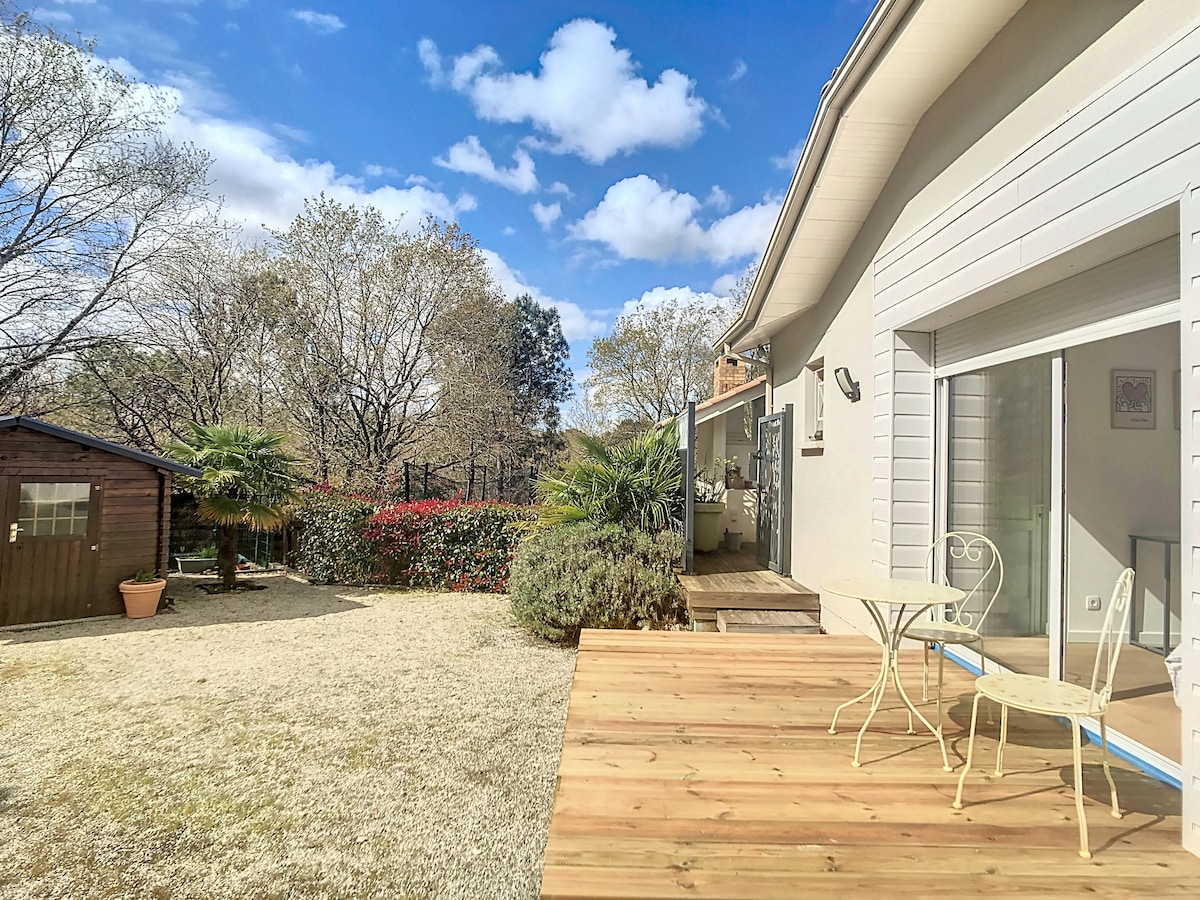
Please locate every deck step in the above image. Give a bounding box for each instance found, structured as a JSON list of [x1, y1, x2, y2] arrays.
[[716, 609, 821, 634]]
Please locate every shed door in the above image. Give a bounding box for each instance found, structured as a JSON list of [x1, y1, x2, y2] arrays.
[[0, 477, 101, 626]]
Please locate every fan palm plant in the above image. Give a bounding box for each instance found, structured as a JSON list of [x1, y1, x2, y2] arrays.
[[538, 423, 683, 532], [168, 424, 305, 590]]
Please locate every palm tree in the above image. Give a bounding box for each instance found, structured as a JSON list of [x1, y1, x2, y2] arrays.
[[538, 423, 683, 531], [168, 424, 305, 590]]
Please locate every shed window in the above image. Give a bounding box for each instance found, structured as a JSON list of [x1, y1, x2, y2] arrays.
[[18, 483, 91, 536]]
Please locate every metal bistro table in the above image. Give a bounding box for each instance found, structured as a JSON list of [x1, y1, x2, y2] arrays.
[[824, 577, 967, 772]]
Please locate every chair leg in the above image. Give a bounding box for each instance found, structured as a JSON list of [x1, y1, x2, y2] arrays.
[[936, 644, 946, 735], [1100, 717, 1122, 820], [981, 635, 994, 726], [952, 691, 983, 809], [993, 703, 1008, 777], [1070, 716, 1091, 859], [922, 641, 930, 702]]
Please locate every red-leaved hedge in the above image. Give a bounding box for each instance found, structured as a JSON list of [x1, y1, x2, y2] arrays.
[[362, 498, 535, 592]]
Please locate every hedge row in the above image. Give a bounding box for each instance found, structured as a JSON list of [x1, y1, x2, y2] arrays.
[[294, 486, 532, 592]]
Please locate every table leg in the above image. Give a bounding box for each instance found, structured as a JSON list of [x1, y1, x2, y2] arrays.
[[830, 600, 890, 735], [891, 635, 953, 772], [1163, 541, 1172, 654]]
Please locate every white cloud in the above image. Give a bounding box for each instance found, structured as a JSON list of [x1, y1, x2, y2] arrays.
[[547, 181, 572, 197], [364, 163, 399, 178], [31, 7, 75, 25], [771, 138, 804, 171], [502, 225, 517, 236], [433, 135, 538, 194], [619, 285, 726, 318], [289, 9, 345, 35], [143, 78, 473, 240], [570, 175, 780, 264], [531, 201, 561, 231], [420, 19, 707, 164], [705, 185, 731, 212], [728, 59, 748, 83], [711, 272, 740, 296], [480, 249, 604, 342]]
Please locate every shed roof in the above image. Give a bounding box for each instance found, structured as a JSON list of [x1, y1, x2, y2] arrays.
[[0, 416, 202, 477]]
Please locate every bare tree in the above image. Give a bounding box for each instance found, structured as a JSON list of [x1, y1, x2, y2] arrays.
[[0, 12, 211, 399], [587, 295, 729, 425], [68, 232, 276, 450], [270, 197, 499, 485]]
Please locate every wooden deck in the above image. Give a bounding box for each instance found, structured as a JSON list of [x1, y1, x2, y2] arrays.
[[678, 549, 818, 624], [541, 631, 1200, 898]]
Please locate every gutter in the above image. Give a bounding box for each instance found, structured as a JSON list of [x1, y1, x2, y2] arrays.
[[720, 0, 916, 351]]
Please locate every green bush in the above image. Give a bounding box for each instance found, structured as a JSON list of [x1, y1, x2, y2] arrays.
[[508, 523, 685, 644], [294, 485, 381, 584], [364, 499, 534, 592]]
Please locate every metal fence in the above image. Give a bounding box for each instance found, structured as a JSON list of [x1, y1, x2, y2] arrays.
[[395, 460, 539, 504]]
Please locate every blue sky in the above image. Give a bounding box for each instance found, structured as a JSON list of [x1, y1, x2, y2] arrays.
[[28, 0, 870, 368]]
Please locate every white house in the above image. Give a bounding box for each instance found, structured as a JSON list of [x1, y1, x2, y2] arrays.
[[721, 0, 1200, 856]]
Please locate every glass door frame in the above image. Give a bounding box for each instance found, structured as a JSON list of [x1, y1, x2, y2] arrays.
[[932, 352, 1067, 683]]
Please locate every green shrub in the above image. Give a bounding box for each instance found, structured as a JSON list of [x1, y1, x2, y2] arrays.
[[508, 523, 685, 644], [537, 423, 682, 531], [364, 499, 534, 592], [294, 485, 381, 584]]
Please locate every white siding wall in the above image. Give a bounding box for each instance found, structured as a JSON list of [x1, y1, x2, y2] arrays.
[[876, 23, 1200, 333], [1180, 184, 1200, 855]]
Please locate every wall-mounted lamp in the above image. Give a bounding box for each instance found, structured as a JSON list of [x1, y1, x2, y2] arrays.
[[834, 366, 860, 402]]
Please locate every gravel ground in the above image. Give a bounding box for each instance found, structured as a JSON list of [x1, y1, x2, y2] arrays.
[[0, 574, 577, 900]]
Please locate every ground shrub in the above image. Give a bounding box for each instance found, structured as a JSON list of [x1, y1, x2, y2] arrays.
[[294, 485, 381, 584], [364, 499, 534, 592], [508, 523, 685, 644]]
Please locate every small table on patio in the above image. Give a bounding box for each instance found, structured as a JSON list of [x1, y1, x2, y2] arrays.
[[823, 577, 966, 772]]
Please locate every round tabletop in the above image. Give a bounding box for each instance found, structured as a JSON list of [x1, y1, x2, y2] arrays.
[[823, 577, 965, 607]]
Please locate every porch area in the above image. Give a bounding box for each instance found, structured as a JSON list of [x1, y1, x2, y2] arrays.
[[677, 548, 819, 632], [540, 631, 1200, 898]]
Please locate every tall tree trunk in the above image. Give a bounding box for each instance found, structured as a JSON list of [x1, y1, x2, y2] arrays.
[[218, 522, 240, 590]]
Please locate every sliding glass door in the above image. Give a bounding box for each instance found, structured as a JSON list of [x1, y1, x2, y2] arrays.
[[944, 353, 1056, 676]]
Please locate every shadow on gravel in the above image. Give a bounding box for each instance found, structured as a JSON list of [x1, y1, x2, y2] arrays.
[[0, 574, 368, 645]]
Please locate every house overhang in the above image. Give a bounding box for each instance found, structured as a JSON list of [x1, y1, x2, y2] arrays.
[[721, 0, 1028, 353], [673, 377, 767, 430]]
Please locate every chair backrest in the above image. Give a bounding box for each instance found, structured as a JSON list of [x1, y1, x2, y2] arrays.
[[1087, 568, 1135, 716], [925, 532, 1004, 629]]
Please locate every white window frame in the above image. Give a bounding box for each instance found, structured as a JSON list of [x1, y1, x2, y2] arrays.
[[804, 360, 824, 444]]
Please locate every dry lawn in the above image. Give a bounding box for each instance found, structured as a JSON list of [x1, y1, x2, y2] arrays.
[[0, 574, 577, 900]]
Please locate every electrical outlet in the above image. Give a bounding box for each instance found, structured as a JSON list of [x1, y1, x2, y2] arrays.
[[1085, 595, 1102, 612]]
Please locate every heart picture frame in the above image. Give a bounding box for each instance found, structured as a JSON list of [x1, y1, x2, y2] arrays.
[[1112, 369, 1155, 430]]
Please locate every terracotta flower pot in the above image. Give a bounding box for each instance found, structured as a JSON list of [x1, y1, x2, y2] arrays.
[[119, 578, 166, 618]]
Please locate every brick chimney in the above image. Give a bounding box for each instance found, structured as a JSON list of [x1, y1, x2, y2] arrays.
[[713, 356, 746, 397]]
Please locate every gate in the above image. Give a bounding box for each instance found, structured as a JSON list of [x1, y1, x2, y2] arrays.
[[755, 405, 793, 576]]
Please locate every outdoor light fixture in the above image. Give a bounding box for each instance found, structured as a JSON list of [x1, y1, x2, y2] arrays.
[[834, 366, 860, 402]]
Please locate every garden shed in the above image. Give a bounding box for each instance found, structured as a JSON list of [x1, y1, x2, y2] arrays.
[[0, 416, 200, 626]]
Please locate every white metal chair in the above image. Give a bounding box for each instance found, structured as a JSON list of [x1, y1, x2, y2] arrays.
[[952, 568, 1134, 859], [902, 532, 1003, 733]]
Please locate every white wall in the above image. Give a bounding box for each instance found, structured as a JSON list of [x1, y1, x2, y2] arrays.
[[1065, 325, 1181, 644], [772, 266, 878, 637]]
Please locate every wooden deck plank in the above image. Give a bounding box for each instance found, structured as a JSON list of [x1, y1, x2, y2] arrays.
[[541, 631, 1200, 899]]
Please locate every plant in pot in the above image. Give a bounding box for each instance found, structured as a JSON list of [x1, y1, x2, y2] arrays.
[[720, 456, 742, 489], [119, 568, 167, 618], [176, 544, 218, 574], [692, 465, 727, 553]]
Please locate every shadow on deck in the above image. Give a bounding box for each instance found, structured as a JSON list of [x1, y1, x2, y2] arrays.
[[540, 631, 1200, 898]]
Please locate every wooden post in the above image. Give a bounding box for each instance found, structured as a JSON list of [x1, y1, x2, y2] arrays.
[[403, 462, 410, 502], [423, 463, 430, 499], [468, 462, 475, 500], [481, 466, 488, 501], [498, 461, 505, 501]]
